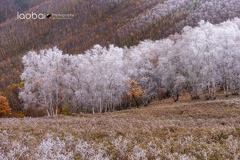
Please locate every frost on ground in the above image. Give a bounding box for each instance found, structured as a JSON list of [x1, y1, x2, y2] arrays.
[[0, 100, 240, 159]]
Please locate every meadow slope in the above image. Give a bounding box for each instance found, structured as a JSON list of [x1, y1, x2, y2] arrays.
[[0, 97, 240, 159]]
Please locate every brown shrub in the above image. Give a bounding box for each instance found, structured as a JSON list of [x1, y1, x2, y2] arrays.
[[24, 106, 46, 117], [11, 112, 25, 118]]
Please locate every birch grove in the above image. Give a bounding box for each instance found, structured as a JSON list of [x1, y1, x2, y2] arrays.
[[20, 18, 240, 115]]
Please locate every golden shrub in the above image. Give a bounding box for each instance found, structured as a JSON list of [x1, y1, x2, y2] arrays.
[[0, 96, 12, 117]]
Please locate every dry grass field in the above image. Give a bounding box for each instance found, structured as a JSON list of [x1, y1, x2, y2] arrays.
[[0, 97, 240, 159]]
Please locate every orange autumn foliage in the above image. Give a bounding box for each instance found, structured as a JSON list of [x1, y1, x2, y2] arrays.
[[127, 80, 145, 98], [0, 96, 12, 117], [127, 80, 145, 107]]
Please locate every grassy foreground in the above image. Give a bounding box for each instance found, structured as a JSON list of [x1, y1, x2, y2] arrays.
[[0, 98, 240, 159]]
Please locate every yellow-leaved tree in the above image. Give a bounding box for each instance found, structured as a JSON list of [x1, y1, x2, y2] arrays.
[[127, 80, 145, 108], [0, 96, 12, 117]]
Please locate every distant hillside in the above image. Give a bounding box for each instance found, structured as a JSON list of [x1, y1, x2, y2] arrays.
[[0, 0, 47, 23], [0, 0, 240, 89]]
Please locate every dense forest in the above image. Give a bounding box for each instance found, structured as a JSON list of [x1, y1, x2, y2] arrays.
[[0, 0, 240, 116]]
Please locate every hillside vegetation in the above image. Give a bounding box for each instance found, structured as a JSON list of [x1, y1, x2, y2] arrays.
[[0, 0, 240, 115]]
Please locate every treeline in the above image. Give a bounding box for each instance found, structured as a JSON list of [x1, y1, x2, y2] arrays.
[[20, 18, 240, 116]]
